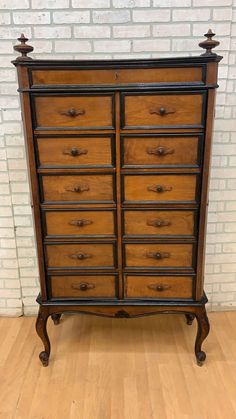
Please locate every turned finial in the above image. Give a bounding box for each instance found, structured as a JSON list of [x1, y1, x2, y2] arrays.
[[13, 33, 34, 61], [199, 29, 220, 56]]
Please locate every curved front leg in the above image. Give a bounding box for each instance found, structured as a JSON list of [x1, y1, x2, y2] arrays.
[[51, 313, 62, 325], [195, 306, 210, 366], [185, 313, 195, 325], [36, 306, 51, 367]]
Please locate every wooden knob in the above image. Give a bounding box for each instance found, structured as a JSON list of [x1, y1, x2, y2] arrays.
[[13, 34, 34, 61], [199, 29, 220, 56]]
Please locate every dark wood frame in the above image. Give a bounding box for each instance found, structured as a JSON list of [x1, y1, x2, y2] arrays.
[[13, 35, 222, 367]]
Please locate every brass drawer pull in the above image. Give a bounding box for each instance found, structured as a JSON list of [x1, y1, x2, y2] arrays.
[[146, 146, 174, 156], [63, 147, 88, 157], [71, 282, 95, 291], [146, 251, 170, 260], [149, 106, 176, 116], [60, 107, 85, 117], [70, 252, 92, 260], [65, 184, 89, 193], [147, 184, 172, 193], [69, 219, 93, 227], [147, 219, 171, 228], [147, 283, 171, 292]]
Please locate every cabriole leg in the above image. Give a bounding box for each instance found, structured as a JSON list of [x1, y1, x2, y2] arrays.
[[195, 306, 210, 366], [51, 313, 62, 325], [35, 305, 51, 367], [185, 313, 195, 325]]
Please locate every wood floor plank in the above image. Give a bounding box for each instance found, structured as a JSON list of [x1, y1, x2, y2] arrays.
[[0, 312, 236, 419]]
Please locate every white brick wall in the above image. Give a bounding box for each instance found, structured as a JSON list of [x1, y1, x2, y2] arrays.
[[0, 1, 235, 315]]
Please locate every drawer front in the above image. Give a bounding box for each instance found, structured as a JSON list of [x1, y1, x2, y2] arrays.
[[124, 210, 195, 237], [124, 243, 193, 269], [50, 274, 117, 298], [41, 174, 114, 203], [123, 174, 197, 204], [33, 95, 114, 129], [32, 67, 203, 86], [124, 275, 193, 299], [122, 93, 204, 129], [37, 136, 114, 168], [44, 210, 115, 238], [46, 243, 116, 269], [122, 135, 200, 168]]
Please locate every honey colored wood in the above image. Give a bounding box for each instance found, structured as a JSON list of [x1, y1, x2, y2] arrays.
[[32, 66, 203, 86], [123, 93, 203, 128], [125, 275, 193, 299], [34, 95, 114, 129], [46, 243, 115, 268], [45, 210, 115, 237], [42, 174, 114, 203], [125, 243, 193, 269], [123, 135, 199, 167], [124, 209, 194, 237], [37, 136, 113, 168], [124, 174, 197, 203], [51, 275, 117, 298], [1, 313, 236, 418]]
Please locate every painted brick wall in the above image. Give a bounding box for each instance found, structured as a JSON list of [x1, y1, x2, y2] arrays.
[[0, 0, 235, 315]]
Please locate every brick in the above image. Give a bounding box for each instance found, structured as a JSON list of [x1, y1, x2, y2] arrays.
[[133, 9, 170, 22], [173, 8, 210, 21], [0, 0, 28, 7], [113, 0, 150, 7], [213, 8, 232, 21], [0, 70, 16, 82], [34, 26, 71, 39], [55, 40, 91, 53], [153, 24, 190, 37], [0, 28, 32, 39], [93, 10, 130, 23], [94, 40, 131, 52], [32, 0, 69, 7], [133, 39, 170, 52], [73, 0, 110, 6], [193, 0, 231, 5], [3, 110, 21, 121], [193, 23, 231, 37], [172, 39, 199, 52], [154, 0, 190, 4], [74, 25, 110, 38], [0, 238, 16, 248], [0, 269, 19, 279], [13, 12, 50, 24], [53, 11, 90, 24], [113, 25, 150, 38], [0, 12, 10, 24]]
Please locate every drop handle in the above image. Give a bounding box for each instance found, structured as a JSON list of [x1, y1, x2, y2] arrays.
[[65, 184, 89, 193], [146, 146, 174, 156], [60, 107, 85, 117], [69, 219, 93, 227], [63, 147, 88, 157], [71, 282, 95, 291], [147, 283, 171, 292], [146, 251, 170, 260], [147, 219, 171, 228], [147, 184, 172, 193], [149, 106, 176, 116], [70, 252, 92, 260]]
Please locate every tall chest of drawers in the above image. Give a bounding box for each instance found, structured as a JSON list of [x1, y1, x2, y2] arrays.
[[13, 31, 222, 366]]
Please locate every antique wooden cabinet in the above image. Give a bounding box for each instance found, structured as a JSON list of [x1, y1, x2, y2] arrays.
[[13, 31, 222, 366]]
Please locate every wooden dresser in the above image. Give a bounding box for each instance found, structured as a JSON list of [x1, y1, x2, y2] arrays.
[[13, 30, 222, 366]]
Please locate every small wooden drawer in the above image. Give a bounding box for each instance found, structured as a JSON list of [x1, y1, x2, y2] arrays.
[[122, 134, 201, 168], [37, 136, 114, 168], [32, 66, 203, 86], [123, 174, 197, 204], [124, 274, 193, 299], [46, 243, 116, 269], [50, 274, 117, 299], [33, 94, 114, 130], [121, 92, 205, 129], [123, 210, 195, 238], [41, 174, 115, 204], [44, 210, 115, 238], [124, 243, 193, 269]]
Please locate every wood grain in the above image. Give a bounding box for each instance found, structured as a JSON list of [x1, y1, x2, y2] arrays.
[[51, 275, 117, 298]]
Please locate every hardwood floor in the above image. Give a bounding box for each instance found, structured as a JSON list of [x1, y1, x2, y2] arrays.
[[0, 311, 236, 419]]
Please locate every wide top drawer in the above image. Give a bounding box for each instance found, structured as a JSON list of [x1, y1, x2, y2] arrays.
[[31, 66, 204, 86]]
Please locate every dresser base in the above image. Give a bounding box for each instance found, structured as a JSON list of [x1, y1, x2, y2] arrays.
[[36, 294, 209, 367]]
